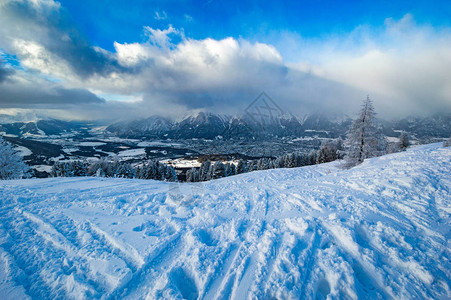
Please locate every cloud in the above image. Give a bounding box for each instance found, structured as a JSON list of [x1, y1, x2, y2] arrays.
[[0, 1, 449, 121], [97, 29, 363, 117], [154, 11, 167, 20], [0, 62, 14, 83], [0, 68, 105, 108], [0, 0, 124, 79], [143, 25, 181, 49], [278, 14, 451, 117]]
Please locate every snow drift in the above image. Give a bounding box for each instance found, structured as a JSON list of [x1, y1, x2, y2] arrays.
[[0, 143, 450, 299]]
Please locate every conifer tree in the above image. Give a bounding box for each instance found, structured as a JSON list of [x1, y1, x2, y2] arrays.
[[344, 96, 385, 167], [236, 159, 246, 174], [199, 160, 211, 181]]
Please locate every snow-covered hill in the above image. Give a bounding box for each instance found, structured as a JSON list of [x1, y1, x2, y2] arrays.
[[0, 143, 450, 299]]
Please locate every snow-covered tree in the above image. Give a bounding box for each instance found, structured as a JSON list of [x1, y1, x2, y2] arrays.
[[199, 160, 211, 181], [274, 156, 284, 168], [186, 167, 199, 182], [87, 157, 111, 176], [307, 151, 317, 165], [136, 162, 155, 179], [165, 166, 178, 182], [236, 159, 246, 174], [284, 153, 296, 168], [116, 163, 136, 178], [51, 161, 66, 177], [344, 96, 385, 167], [398, 132, 409, 151], [224, 163, 236, 177], [0, 136, 29, 180], [316, 141, 339, 164], [257, 158, 269, 170], [335, 138, 345, 159], [247, 160, 257, 171], [210, 161, 225, 179]]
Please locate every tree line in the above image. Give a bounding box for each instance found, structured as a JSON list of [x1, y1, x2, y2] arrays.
[[51, 158, 177, 181], [186, 140, 344, 182]]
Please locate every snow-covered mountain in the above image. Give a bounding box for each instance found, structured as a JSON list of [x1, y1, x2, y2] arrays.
[[1, 143, 449, 299], [105, 112, 341, 139], [172, 112, 230, 139], [105, 115, 174, 138], [105, 112, 451, 141], [0, 119, 89, 137], [2, 112, 449, 141]]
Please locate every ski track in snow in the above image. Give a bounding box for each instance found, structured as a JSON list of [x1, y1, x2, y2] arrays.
[[0, 143, 450, 299]]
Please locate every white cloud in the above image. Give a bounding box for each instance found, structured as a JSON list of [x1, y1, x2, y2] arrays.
[[144, 25, 180, 49], [279, 14, 451, 117], [154, 10, 167, 20], [114, 42, 152, 67], [11, 39, 73, 77]]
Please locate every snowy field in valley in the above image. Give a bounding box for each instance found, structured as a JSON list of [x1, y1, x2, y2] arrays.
[[0, 143, 450, 299]]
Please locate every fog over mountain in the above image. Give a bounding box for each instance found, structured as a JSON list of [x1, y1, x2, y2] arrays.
[[0, 0, 450, 121]]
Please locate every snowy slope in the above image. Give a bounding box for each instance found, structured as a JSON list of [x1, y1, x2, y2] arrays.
[[0, 143, 450, 299]]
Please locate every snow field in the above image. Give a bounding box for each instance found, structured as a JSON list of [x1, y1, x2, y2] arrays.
[[0, 143, 450, 299]]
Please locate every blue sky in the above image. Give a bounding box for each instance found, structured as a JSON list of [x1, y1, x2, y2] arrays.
[[60, 0, 450, 50], [0, 0, 450, 120]]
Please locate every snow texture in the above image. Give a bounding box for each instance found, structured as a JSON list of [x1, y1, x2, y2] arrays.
[[0, 143, 450, 299], [117, 148, 146, 157]]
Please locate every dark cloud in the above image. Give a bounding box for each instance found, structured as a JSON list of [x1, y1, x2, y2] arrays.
[[0, 63, 14, 83], [0, 80, 105, 108], [0, 0, 125, 78]]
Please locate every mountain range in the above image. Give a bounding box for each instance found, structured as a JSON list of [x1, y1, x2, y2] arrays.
[[105, 112, 351, 139], [105, 112, 451, 140], [0, 112, 450, 141]]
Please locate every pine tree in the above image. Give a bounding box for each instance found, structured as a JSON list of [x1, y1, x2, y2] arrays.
[[165, 166, 177, 182], [72, 161, 88, 176], [210, 161, 225, 179], [316, 141, 339, 164], [284, 153, 295, 168], [229, 163, 237, 176], [307, 150, 317, 165], [344, 96, 385, 167], [256, 158, 266, 170], [51, 161, 65, 177], [274, 156, 284, 168], [199, 160, 211, 181], [0, 136, 29, 180], [236, 159, 246, 174], [117, 163, 135, 178], [247, 160, 257, 172], [186, 167, 200, 182], [157, 162, 167, 180]]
